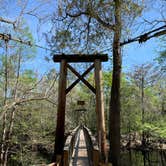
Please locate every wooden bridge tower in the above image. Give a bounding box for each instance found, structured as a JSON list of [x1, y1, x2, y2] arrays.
[[52, 54, 108, 162]]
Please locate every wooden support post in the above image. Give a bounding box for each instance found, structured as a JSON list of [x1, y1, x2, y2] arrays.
[[63, 150, 69, 166], [93, 149, 100, 166], [53, 60, 67, 161], [94, 59, 107, 162]]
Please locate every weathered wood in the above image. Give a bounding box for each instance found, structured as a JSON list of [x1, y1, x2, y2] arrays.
[[48, 155, 62, 166], [63, 150, 69, 166], [75, 109, 87, 112], [63, 126, 80, 166], [53, 60, 67, 161], [53, 54, 108, 62], [83, 126, 100, 166], [71, 129, 89, 166], [66, 64, 94, 94], [94, 59, 107, 162], [77, 100, 85, 105], [67, 64, 96, 94], [93, 149, 99, 166]]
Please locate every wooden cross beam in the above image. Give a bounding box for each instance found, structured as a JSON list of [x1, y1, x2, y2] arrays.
[[66, 64, 95, 94], [66, 64, 94, 94], [53, 54, 108, 63]]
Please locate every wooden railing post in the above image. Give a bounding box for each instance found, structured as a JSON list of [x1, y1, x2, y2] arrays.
[[53, 60, 67, 161], [94, 59, 107, 162]]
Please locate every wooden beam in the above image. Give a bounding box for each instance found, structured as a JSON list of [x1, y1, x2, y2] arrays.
[[66, 64, 94, 94], [53, 54, 108, 63], [67, 64, 96, 94], [53, 60, 67, 161], [94, 59, 107, 162]]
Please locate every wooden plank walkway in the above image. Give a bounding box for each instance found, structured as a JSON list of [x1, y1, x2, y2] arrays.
[[70, 129, 90, 166]]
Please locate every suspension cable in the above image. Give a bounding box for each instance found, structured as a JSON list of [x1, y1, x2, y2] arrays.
[[0, 33, 59, 53]]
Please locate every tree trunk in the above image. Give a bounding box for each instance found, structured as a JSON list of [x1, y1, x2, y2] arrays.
[[141, 76, 146, 146], [4, 108, 16, 166], [109, 0, 121, 166], [0, 41, 8, 166]]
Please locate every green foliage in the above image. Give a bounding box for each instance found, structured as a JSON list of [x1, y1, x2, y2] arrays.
[[120, 65, 165, 140], [49, 0, 145, 54], [143, 120, 166, 138], [121, 74, 142, 134], [55, 30, 72, 49], [20, 69, 37, 85], [156, 37, 166, 73], [8, 100, 56, 165]]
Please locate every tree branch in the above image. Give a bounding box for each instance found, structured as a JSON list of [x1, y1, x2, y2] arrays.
[[0, 17, 16, 29], [0, 96, 57, 121], [93, 13, 115, 30], [66, 11, 88, 18], [66, 10, 115, 30], [45, 74, 59, 97]]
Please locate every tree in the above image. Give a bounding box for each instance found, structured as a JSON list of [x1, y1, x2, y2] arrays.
[[0, 1, 59, 165], [0, 20, 58, 166], [156, 37, 166, 75], [129, 63, 160, 146]]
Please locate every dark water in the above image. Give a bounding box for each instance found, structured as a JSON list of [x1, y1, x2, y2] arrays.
[[120, 150, 166, 166]]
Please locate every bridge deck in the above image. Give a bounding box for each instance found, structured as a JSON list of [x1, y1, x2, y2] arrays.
[[70, 129, 89, 166]]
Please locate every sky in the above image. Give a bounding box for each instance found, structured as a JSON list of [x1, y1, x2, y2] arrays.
[[0, 0, 165, 75], [122, 38, 160, 71], [24, 0, 165, 75]]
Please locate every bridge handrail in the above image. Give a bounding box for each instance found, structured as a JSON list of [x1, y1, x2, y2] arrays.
[[83, 126, 99, 166], [63, 125, 80, 166]]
